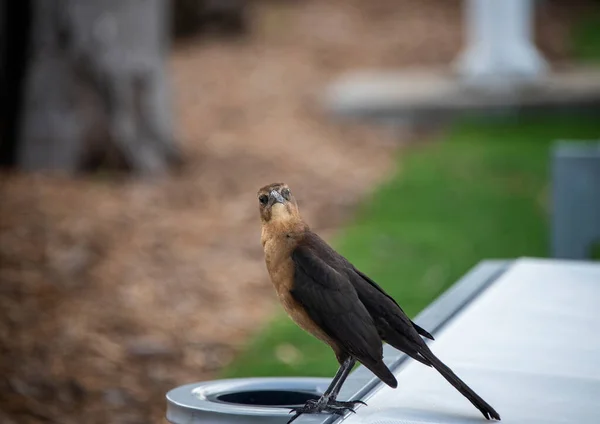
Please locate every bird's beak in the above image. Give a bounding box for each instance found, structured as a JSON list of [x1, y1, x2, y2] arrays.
[[268, 190, 286, 206]]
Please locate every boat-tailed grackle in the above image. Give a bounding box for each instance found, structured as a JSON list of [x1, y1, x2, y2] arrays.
[[257, 182, 501, 423]]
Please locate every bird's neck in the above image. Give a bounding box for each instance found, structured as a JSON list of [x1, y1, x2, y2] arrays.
[[261, 216, 308, 246], [261, 217, 308, 278]]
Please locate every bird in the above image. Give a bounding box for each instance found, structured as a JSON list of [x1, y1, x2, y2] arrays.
[[257, 182, 501, 424]]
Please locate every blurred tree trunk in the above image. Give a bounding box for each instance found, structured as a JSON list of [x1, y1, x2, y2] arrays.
[[11, 0, 181, 176]]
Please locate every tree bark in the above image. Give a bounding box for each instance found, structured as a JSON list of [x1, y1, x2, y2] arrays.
[[16, 0, 181, 176]]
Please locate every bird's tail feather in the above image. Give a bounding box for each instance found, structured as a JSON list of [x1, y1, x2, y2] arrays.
[[365, 361, 397, 389], [421, 348, 500, 421]]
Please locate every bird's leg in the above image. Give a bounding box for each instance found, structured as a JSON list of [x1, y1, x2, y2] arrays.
[[325, 358, 367, 409], [288, 358, 366, 424], [323, 357, 355, 398]]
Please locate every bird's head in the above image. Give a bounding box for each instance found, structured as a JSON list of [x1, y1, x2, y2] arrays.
[[257, 182, 300, 224]]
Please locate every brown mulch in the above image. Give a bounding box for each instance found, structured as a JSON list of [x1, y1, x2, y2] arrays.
[[0, 1, 593, 423]]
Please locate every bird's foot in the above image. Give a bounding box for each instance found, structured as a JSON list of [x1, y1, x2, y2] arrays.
[[327, 399, 367, 409], [287, 397, 367, 423]]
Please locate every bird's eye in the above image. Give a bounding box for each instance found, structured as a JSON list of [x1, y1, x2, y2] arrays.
[[281, 188, 291, 200], [259, 194, 268, 205]]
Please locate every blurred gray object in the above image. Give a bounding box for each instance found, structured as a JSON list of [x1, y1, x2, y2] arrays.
[[324, 69, 600, 125], [16, 0, 181, 175], [455, 0, 548, 87], [551, 141, 600, 259], [166, 258, 600, 423], [166, 377, 331, 424]]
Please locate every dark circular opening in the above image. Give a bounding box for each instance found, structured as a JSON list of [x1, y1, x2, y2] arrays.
[[215, 390, 320, 407]]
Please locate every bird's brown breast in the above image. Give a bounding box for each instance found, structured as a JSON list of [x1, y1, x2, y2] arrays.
[[262, 233, 336, 348]]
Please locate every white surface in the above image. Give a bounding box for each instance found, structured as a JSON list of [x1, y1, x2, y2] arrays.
[[341, 258, 600, 424]]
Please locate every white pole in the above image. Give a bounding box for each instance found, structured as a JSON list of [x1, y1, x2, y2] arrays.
[[455, 0, 548, 88]]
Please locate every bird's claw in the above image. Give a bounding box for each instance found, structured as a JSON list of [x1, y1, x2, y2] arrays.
[[286, 398, 366, 423], [332, 399, 367, 407]]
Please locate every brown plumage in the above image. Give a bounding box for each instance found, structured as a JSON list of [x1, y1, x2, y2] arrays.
[[257, 183, 501, 423]]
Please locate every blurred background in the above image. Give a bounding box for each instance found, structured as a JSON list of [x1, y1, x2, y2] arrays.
[[1, 0, 599, 423]]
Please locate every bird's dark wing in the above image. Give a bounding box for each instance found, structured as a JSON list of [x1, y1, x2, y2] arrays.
[[292, 236, 499, 420], [290, 243, 382, 364], [352, 267, 434, 340]]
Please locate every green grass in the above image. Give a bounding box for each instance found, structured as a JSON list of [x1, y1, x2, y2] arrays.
[[223, 114, 600, 379], [572, 10, 600, 62]]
